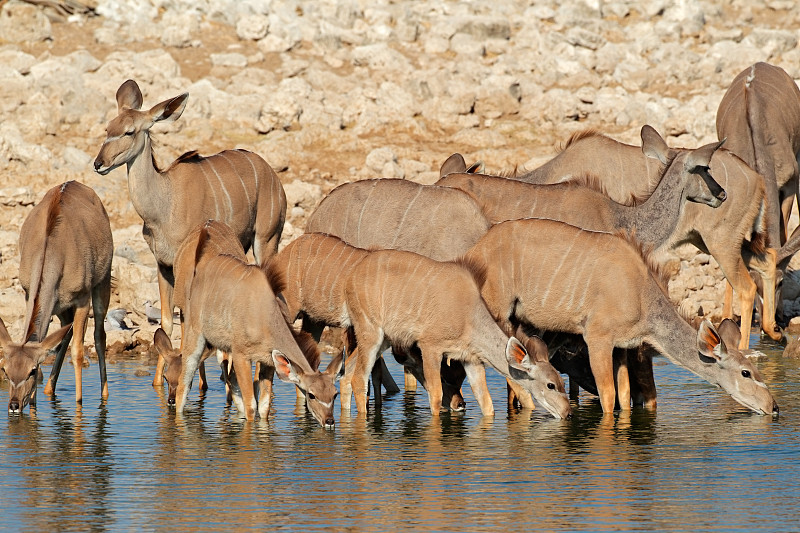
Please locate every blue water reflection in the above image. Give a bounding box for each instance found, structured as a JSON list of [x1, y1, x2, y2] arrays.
[[1, 332, 799, 531]]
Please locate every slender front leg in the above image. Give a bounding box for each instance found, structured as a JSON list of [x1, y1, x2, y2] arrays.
[[257, 363, 275, 419], [93, 277, 111, 399], [232, 354, 256, 421], [352, 332, 383, 414], [418, 344, 443, 417], [69, 304, 91, 404], [340, 352, 356, 411], [175, 331, 204, 414], [44, 311, 75, 396], [153, 264, 174, 386], [614, 348, 631, 411], [629, 346, 657, 409], [371, 358, 383, 408], [587, 337, 616, 413], [404, 368, 417, 391], [463, 361, 494, 416], [722, 281, 734, 319], [745, 247, 781, 342]]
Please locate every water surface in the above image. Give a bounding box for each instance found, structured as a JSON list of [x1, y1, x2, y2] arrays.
[[1, 332, 799, 531]]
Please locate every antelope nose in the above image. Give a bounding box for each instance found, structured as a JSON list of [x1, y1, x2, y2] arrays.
[[167, 396, 176, 407], [324, 417, 335, 427], [8, 399, 20, 413], [566, 412, 573, 420], [717, 190, 727, 202], [93, 158, 103, 171], [772, 401, 779, 415]]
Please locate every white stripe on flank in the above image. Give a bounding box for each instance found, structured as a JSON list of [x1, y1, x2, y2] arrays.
[[221, 152, 253, 214], [208, 157, 234, 219]]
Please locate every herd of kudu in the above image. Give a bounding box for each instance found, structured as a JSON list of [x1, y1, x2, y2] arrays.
[[3, 61, 799, 427]]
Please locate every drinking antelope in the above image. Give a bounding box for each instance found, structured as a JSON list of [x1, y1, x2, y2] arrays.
[[342, 247, 571, 419], [2, 181, 113, 410], [465, 218, 778, 415], [508, 125, 780, 349], [174, 224, 343, 427], [93, 79, 287, 386], [268, 232, 468, 411]]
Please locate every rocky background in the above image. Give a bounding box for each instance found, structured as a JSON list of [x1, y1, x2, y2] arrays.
[[1, 0, 799, 361]]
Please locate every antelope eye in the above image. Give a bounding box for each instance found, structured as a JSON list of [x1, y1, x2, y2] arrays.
[[741, 369, 751, 379], [29, 368, 37, 377], [547, 383, 556, 390], [124, 129, 135, 136], [308, 392, 316, 400]]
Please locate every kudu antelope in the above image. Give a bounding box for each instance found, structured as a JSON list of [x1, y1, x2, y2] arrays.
[[510, 126, 780, 349], [4, 181, 113, 409], [93, 79, 286, 386], [465, 218, 778, 415], [305, 178, 492, 403], [268, 232, 468, 411], [342, 247, 571, 419], [717, 62, 800, 251], [174, 225, 343, 427]]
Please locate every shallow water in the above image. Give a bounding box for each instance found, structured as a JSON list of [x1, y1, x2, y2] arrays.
[[1, 332, 799, 532]]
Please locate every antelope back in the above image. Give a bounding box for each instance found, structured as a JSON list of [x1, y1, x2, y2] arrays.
[[466, 218, 661, 335], [268, 233, 369, 325], [345, 249, 486, 347], [172, 220, 246, 310], [306, 179, 491, 261], [18, 181, 112, 342]]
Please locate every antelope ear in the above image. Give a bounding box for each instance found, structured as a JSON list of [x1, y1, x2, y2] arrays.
[[641, 125, 669, 164], [116, 79, 143, 111], [153, 328, 174, 356], [524, 335, 550, 363], [272, 350, 302, 384], [684, 139, 725, 173], [506, 337, 533, 372], [697, 320, 727, 362], [440, 153, 467, 177], [36, 324, 72, 364], [466, 160, 484, 174], [149, 93, 188, 123], [325, 350, 345, 381], [716, 318, 741, 352], [0, 316, 13, 348]]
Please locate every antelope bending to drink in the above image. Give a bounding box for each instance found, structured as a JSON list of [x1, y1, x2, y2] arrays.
[[465, 218, 778, 415], [93, 79, 287, 386], [269, 233, 468, 411], [340, 245, 571, 419], [0, 181, 113, 412], [173, 224, 343, 427], [502, 126, 780, 349]]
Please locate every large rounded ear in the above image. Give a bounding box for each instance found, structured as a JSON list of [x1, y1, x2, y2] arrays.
[[0, 316, 13, 349], [697, 319, 727, 362], [506, 336, 533, 372], [117, 79, 143, 111], [716, 318, 741, 353], [153, 328, 174, 355], [440, 153, 467, 177], [324, 350, 345, 381], [272, 350, 302, 384], [524, 335, 550, 363], [149, 93, 189, 123], [35, 324, 72, 365], [641, 125, 669, 164]]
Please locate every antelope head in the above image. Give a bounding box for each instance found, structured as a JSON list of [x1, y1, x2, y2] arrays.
[[697, 319, 778, 415], [273, 350, 344, 429], [153, 328, 183, 406], [0, 317, 71, 414], [94, 79, 189, 175], [506, 336, 572, 419], [641, 125, 727, 208]]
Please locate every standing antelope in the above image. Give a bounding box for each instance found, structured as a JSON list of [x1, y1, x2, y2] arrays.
[[4, 181, 113, 409], [717, 62, 800, 250], [342, 247, 571, 419], [174, 225, 343, 427], [268, 232, 468, 411], [93, 79, 286, 386], [509, 126, 780, 349], [465, 218, 778, 416]]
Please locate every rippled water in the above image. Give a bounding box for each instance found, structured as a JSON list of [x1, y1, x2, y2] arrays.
[[1, 332, 799, 531]]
